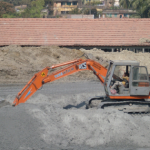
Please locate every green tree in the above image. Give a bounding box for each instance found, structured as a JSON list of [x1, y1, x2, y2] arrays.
[[2, 0, 22, 6], [82, 8, 90, 14], [69, 8, 81, 14], [0, 1, 15, 17], [131, 0, 150, 18], [85, 0, 103, 6], [119, 0, 131, 9], [45, 0, 54, 15], [21, 0, 45, 17], [44, 0, 53, 5], [21, 0, 32, 6]]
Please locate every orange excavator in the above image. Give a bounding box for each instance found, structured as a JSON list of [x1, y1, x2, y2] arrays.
[[13, 57, 150, 113]]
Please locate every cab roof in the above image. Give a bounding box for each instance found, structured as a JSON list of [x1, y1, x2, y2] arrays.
[[110, 60, 139, 66]]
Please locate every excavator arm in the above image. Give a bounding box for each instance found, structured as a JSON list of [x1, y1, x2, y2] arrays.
[[13, 58, 107, 106]]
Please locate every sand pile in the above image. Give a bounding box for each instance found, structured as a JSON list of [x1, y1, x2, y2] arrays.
[[1, 44, 150, 149], [1, 45, 150, 84], [80, 48, 150, 72], [1, 91, 150, 149], [0, 45, 87, 83]]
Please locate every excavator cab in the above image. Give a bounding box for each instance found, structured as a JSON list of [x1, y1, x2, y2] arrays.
[[104, 60, 150, 98]]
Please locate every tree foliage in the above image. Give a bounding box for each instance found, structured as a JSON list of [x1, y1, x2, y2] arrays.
[[21, 0, 44, 17], [119, 0, 131, 9], [69, 8, 81, 14], [85, 1, 103, 6], [81, 8, 101, 18], [45, 0, 53, 15], [131, 0, 150, 18], [1, 0, 45, 18], [2, 0, 23, 6], [0, 1, 15, 17], [119, 0, 150, 18]]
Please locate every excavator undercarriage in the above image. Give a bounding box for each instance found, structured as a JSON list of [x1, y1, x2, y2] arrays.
[[86, 96, 150, 113]]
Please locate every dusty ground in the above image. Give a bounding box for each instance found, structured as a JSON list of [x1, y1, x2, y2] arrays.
[[1, 82, 150, 150], [1, 46, 150, 149]]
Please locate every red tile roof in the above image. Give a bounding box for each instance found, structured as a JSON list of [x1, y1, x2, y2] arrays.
[[0, 18, 150, 47]]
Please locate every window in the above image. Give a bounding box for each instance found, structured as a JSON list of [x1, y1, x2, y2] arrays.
[[132, 66, 149, 87], [106, 13, 112, 18], [145, 49, 150, 53], [61, 11, 66, 14], [61, 2, 66, 5], [124, 14, 128, 17], [132, 67, 148, 81], [67, 2, 71, 5], [114, 14, 117, 17], [73, 1, 77, 5]]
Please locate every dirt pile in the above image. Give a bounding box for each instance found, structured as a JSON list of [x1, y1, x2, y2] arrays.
[[80, 48, 150, 72], [1, 91, 150, 149], [1, 45, 150, 84], [0, 45, 88, 83], [1, 44, 150, 149]]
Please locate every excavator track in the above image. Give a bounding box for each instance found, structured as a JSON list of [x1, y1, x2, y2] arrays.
[[86, 96, 150, 114]]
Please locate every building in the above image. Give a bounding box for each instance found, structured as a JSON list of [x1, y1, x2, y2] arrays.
[[15, 5, 27, 13], [0, 18, 150, 53], [102, 9, 136, 18], [53, 0, 79, 15], [53, 0, 107, 16]]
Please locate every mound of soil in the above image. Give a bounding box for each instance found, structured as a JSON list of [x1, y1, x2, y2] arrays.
[[1, 45, 150, 84], [0, 45, 87, 83]]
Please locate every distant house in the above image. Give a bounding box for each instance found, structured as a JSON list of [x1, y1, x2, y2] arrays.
[[53, 0, 78, 15], [15, 5, 27, 13], [102, 9, 136, 18]]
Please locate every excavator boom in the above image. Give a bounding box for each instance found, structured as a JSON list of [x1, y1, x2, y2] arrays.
[[13, 59, 107, 106]]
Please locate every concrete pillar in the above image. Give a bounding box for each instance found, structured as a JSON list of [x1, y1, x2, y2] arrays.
[[120, 48, 122, 52], [112, 48, 114, 52], [142, 48, 145, 53], [133, 49, 135, 53]]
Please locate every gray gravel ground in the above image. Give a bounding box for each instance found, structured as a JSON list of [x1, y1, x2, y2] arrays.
[[0, 81, 150, 150]]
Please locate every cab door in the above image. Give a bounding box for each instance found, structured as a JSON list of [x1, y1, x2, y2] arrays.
[[130, 66, 149, 96]]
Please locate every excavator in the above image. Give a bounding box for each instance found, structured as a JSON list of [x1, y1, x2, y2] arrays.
[[13, 56, 150, 113]]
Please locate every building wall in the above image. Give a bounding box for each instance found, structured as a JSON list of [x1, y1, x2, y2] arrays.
[[102, 10, 134, 18], [104, 13, 130, 18], [53, 1, 78, 15]]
